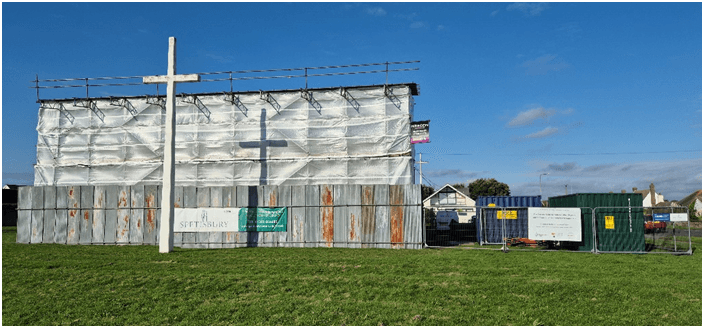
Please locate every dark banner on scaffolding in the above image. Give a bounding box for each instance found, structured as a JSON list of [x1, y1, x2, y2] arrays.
[[411, 120, 430, 144]]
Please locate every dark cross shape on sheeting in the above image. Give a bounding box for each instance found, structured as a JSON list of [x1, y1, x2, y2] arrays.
[[239, 108, 287, 185]]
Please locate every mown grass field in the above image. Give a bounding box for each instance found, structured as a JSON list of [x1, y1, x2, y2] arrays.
[[2, 227, 701, 326]]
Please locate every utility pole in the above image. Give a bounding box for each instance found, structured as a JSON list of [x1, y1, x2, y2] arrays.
[[418, 152, 428, 185]]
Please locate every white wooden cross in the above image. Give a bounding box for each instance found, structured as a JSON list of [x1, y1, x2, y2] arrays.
[[143, 37, 200, 253]]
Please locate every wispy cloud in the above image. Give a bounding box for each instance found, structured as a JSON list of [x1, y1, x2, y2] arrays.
[[506, 3, 549, 16], [426, 169, 480, 179], [490, 10, 500, 17], [366, 6, 386, 16], [512, 158, 702, 201], [507, 107, 555, 127], [525, 127, 559, 139], [521, 54, 570, 75]]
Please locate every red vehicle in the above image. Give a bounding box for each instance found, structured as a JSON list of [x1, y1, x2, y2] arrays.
[[644, 215, 667, 233]]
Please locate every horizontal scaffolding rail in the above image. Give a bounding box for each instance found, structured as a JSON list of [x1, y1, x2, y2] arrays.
[[31, 60, 420, 102]]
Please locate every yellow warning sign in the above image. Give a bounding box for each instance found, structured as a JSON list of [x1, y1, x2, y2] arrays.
[[497, 210, 517, 219], [488, 203, 496, 207], [605, 216, 615, 229]]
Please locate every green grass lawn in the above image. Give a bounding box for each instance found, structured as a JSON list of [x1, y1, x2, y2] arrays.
[[2, 227, 701, 326]]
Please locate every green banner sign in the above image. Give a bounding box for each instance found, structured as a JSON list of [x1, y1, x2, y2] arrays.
[[238, 207, 287, 232]]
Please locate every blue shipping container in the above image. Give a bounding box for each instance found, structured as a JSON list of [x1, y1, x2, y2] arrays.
[[475, 196, 542, 244]]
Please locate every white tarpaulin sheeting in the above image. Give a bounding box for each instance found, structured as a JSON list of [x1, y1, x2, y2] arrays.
[[34, 84, 416, 186]]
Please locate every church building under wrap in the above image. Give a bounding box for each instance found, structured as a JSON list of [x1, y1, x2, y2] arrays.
[[33, 83, 419, 186]]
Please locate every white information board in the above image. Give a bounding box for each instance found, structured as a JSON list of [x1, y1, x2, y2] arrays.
[[670, 213, 688, 222], [528, 208, 582, 241], [174, 208, 241, 232]]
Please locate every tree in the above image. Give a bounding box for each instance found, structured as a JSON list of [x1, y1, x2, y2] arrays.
[[421, 184, 435, 201], [451, 183, 466, 190], [467, 178, 510, 198]]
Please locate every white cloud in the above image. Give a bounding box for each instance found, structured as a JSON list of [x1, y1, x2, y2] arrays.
[[491, 10, 500, 17], [508, 107, 555, 127], [525, 127, 559, 139], [521, 54, 570, 75], [512, 158, 702, 201], [506, 3, 548, 16], [366, 6, 386, 16], [436, 25, 445, 31]]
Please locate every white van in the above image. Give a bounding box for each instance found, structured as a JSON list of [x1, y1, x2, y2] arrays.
[[436, 211, 460, 231]]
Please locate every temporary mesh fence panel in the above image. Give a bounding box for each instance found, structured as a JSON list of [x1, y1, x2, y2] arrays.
[[594, 206, 691, 254], [479, 207, 531, 244], [475, 196, 542, 245], [34, 85, 415, 186]]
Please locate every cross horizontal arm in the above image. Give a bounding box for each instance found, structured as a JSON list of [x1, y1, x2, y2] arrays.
[[143, 74, 200, 84]]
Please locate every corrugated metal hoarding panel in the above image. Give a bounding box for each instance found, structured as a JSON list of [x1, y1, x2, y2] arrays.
[[43, 186, 56, 243], [115, 186, 130, 244], [66, 186, 80, 245], [130, 185, 144, 244], [13, 184, 422, 249], [103, 186, 118, 244], [16, 187, 31, 244], [54, 186, 68, 244], [93, 186, 106, 244], [31, 187, 44, 244], [143, 185, 159, 245]]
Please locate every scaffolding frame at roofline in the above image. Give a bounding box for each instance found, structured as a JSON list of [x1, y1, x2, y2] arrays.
[[31, 60, 420, 102]]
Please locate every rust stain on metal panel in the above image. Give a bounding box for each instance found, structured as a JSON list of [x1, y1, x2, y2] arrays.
[[390, 206, 404, 247], [68, 228, 75, 240], [226, 232, 233, 242], [120, 215, 129, 237], [146, 209, 155, 233], [322, 186, 334, 247], [174, 196, 181, 208], [322, 208, 333, 247], [146, 194, 155, 208], [69, 187, 74, 198], [350, 214, 357, 241], [69, 209, 77, 218], [269, 192, 277, 207], [119, 191, 128, 208], [84, 211, 90, 222], [97, 194, 103, 208]]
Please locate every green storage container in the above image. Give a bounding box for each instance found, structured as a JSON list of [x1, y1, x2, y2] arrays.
[[548, 193, 645, 252]]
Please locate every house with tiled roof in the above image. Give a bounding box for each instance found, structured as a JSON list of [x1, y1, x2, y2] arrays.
[[632, 183, 664, 208], [423, 184, 475, 223], [679, 189, 702, 217]]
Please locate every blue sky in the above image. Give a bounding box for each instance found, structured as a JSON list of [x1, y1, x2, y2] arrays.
[[2, 2, 702, 201]]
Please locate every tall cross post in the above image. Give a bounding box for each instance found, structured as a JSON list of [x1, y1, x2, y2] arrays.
[[143, 37, 200, 253]]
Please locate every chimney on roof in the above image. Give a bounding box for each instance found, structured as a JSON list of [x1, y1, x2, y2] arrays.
[[632, 187, 638, 192], [650, 183, 656, 207]]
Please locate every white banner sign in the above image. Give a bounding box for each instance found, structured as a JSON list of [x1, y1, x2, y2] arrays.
[[174, 208, 241, 232], [670, 213, 688, 222], [528, 207, 582, 241]]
